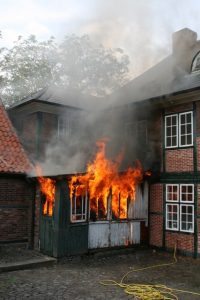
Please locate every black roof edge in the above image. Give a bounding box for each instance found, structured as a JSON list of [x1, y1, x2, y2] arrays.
[[8, 98, 84, 111], [122, 84, 200, 108]]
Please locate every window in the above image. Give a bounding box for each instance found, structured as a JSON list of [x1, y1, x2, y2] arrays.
[[166, 184, 194, 233], [165, 111, 193, 148], [71, 187, 87, 222], [165, 115, 178, 148], [191, 52, 200, 73], [57, 116, 70, 138]]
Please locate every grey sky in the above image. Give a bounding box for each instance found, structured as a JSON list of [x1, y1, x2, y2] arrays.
[[0, 0, 200, 77]]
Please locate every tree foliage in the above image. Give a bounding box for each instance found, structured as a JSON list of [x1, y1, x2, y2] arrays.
[[0, 33, 130, 106]]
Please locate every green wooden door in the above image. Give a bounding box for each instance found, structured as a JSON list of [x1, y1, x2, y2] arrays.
[[39, 214, 54, 256]]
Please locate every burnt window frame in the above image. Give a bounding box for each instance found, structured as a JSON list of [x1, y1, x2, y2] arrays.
[[70, 187, 87, 223]]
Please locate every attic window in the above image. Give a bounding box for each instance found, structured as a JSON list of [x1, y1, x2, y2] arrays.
[[191, 52, 200, 73]]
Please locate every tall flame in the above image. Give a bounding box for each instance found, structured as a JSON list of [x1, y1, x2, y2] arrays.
[[36, 166, 56, 216], [69, 139, 143, 220]]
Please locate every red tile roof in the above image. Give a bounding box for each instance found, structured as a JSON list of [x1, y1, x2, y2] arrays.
[[0, 100, 31, 174]]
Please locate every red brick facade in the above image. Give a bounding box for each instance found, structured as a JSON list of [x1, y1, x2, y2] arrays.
[[165, 232, 194, 253], [0, 177, 33, 244], [165, 149, 194, 172], [149, 214, 163, 247], [149, 184, 163, 247], [149, 102, 199, 257]]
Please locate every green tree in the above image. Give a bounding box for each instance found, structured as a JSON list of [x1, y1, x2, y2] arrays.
[[0, 34, 60, 106], [58, 35, 130, 96], [0, 33, 130, 106]]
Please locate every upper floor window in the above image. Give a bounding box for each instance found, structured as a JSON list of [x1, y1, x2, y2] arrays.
[[57, 116, 70, 138], [165, 111, 193, 148], [191, 52, 200, 73]]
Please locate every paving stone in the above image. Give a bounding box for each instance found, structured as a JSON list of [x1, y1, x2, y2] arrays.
[[0, 249, 200, 299]]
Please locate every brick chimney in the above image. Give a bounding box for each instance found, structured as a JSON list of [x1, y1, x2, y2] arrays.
[[172, 28, 198, 74]]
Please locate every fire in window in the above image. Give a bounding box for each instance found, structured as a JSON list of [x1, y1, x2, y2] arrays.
[[70, 184, 87, 222], [38, 176, 56, 217]]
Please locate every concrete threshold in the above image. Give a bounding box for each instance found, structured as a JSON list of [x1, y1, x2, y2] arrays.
[[0, 256, 57, 273]]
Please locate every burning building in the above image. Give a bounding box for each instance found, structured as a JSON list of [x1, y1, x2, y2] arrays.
[[4, 27, 200, 258]]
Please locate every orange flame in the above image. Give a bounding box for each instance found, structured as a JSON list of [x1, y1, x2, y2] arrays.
[[36, 166, 56, 216], [69, 139, 143, 220]]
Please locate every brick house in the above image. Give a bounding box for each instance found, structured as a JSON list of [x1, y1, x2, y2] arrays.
[[0, 100, 33, 247], [107, 28, 200, 258], [6, 27, 200, 258]]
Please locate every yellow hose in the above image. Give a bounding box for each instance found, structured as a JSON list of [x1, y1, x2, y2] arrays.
[[100, 246, 200, 300]]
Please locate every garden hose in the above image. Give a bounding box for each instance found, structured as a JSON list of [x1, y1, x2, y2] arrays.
[[100, 246, 200, 300]]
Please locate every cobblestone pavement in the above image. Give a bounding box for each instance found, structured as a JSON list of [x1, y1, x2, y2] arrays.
[[0, 249, 200, 300]]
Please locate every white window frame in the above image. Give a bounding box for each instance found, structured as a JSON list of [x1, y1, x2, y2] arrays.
[[165, 111, 193, 149], [180, 204, 194, 233], [180, 184, 194, 203], [166, 184, 179, 202], [166, 204, 179, 231], [71, 189, 87, 223], [165, 114, 178, 149], [165, 184, 194, 233], [179, 111, 193, 147]]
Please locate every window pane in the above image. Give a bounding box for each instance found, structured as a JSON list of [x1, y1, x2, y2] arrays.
[[180, 185, 194, 202], [172, 137, 177, 146], [180, 205, 194, 232], [180, 114, 185, 123], [167, 127, 171, 136], [187, 124, 192, 133], [167, 137, 171, 146], [181, 222, 186, 230], [186, 113, 191, 123], [182, 206, 186, 213], [172, 126, 176, 135], [165, 115, 177, 148], [166, 204, 178, 230], [171, 116, 177, 126], [166, 185, 178, 202], [181, 135, 186, 145], [181, 125, 186, 134], [187, 135, 192, 145], [179, 112, 193, 146]]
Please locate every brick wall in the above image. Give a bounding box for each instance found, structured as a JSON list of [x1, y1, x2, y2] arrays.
[[0, 177, 33, 245], [165, 102, 193, 114], [165, 232, 194, 253], [198, 219, 200, 255], [196, 137, 200, 171], [165, 149, 194, 172], [149, 184, 163, 247], [149, 214, 163, 247]]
